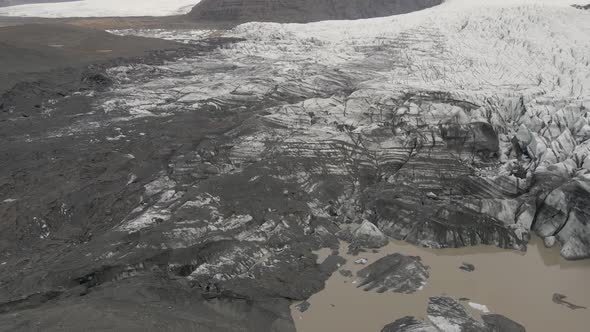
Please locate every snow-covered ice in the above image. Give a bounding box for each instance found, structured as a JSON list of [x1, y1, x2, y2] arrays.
[[0, 0, 202, 18], [229, 0, 590, 99]]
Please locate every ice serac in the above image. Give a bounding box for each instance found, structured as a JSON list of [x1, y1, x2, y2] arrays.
[[337, 219, 389, 250], [382, 297, 526, 331], [533, 174, 590, 259], [189, 0, 443, 23], [356, 253, 429, 293], [353, 219, 389, 247]]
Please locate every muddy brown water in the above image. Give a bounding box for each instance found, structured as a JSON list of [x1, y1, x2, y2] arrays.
[[292, 237, 590, 332]]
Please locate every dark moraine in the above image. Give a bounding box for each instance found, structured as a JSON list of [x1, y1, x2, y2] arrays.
[[188, 0, 443, 23], [0, 0, 75, 7], [0, 24, 183, 94]]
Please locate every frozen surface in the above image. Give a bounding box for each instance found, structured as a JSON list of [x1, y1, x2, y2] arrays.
[[229, 0, 590, 99], [0, 0, 202, 17]]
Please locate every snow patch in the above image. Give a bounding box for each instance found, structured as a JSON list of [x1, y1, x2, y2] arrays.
[[0, 0, 202, 18]]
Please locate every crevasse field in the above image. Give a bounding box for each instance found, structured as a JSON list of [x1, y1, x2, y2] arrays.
[[104, 0, 589, 258]]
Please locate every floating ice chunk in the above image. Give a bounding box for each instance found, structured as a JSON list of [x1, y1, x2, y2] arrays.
[[354, 258, 368, 265], [468, 302, 491, 313]]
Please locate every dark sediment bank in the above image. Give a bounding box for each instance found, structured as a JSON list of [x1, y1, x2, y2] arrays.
[[188, 0, 443, 23], [0, 0, 74, 7], [0, 23, 203, 94]]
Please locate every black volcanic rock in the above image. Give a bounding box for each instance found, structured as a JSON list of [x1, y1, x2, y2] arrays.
[[482, 314, 527, 332], [188, 0, 443, 23], [0, 0, 74, 7], [460, 262, 476, 272], [572, 4, 590, 10], [552, 293, 587, 310], [295, 300, 311, 312], [0, 0, 76, 7], [356, 253, 429, 293]]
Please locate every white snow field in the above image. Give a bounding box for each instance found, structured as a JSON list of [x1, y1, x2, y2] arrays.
[[230, 0, 590, 99], [0, 0, 201, 17]]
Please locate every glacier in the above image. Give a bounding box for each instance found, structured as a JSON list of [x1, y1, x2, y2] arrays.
[[1, 1, 590, 330], [101, 0, 590, 259]]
